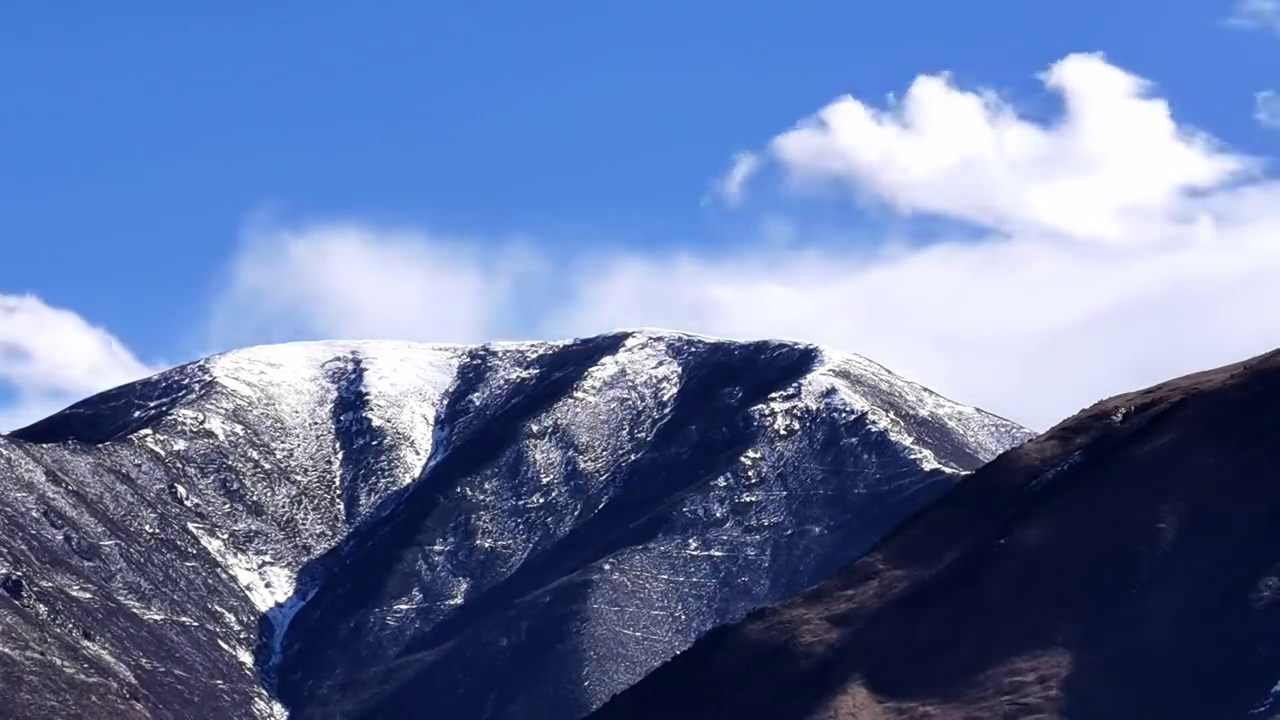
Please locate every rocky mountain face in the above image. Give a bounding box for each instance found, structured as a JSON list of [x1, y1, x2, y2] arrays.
[[590, 348, 1280, 720], [0, 330, 1030, 720]]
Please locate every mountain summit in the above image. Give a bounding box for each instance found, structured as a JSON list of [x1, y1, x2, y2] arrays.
[[0, 330, 1029, 719]]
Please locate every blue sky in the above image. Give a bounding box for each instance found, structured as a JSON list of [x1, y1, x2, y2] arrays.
[[3, 0, 1280, 431]]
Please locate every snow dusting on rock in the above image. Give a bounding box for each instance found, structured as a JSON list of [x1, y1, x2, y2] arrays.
[[0, 330, 1032, 720]]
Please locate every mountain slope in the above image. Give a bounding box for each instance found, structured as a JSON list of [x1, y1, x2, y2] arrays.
[[0, 330, 1029, 720], [590, 348, 1280, 720]]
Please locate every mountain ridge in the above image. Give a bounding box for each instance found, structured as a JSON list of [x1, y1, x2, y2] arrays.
[[0, 330, 1031, 719]]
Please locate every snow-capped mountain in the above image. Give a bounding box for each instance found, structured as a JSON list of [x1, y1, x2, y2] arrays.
[[0, 330, 1032, 719]]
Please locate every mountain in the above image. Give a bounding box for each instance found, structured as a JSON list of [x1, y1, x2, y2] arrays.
[[0, 330, 1030, 720], [590, 348, 1280, 720]]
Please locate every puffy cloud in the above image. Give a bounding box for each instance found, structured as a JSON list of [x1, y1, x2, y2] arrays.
[[1230, 0, 1280, 31], [1258, 90, 1280, 129], [762, 53, 1250, 242], [0, 294, 157, 432]]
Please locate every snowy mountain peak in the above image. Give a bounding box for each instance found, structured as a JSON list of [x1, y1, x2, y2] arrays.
[[14, 329, 1018, 465], [0, 331, 1032, 719]]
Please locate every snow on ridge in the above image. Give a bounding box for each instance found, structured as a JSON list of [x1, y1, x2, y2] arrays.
[[573, 332, 682, 399], [199, 340, 469, 506], [819, 346, 982, 416], [748, 355, 955, 475], [339, 345, 463, 488], [200, 333, 1023, 480], [814, 347, 1033, 458]]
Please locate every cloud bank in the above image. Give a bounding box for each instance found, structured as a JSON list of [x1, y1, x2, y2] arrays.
[[7, 52, 1280, 432]]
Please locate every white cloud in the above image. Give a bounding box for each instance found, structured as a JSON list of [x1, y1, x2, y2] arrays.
[[712, 152, 761, 206], [1258, 90, 1280, 129], [763, 53, 1250, 242], [1230, 0, 1280, 31], [0, 294, 157, 432], [548, 202, 1280, 430], [208, 222, 541, 349]]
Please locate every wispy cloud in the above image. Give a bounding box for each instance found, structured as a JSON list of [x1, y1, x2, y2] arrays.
[[711, 152, 761, 206], [1257, 90, 1280, 129], [1229, 0, 1280, 31], [0, 294, 158, 431], [207, 221, 547, 350]]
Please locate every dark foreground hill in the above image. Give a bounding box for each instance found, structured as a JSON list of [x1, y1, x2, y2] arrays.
[[0, 330, 1028, 719], [590, 348, 1280, 719]]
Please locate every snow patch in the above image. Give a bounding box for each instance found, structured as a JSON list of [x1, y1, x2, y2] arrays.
[[216, 638, 256, 671], [121, 599, 197, 625], [185, 523, 295, 613], [1250, 678, 1280, 715]]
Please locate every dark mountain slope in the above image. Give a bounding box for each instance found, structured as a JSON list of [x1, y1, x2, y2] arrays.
[[591, 348, 1280, 720]]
